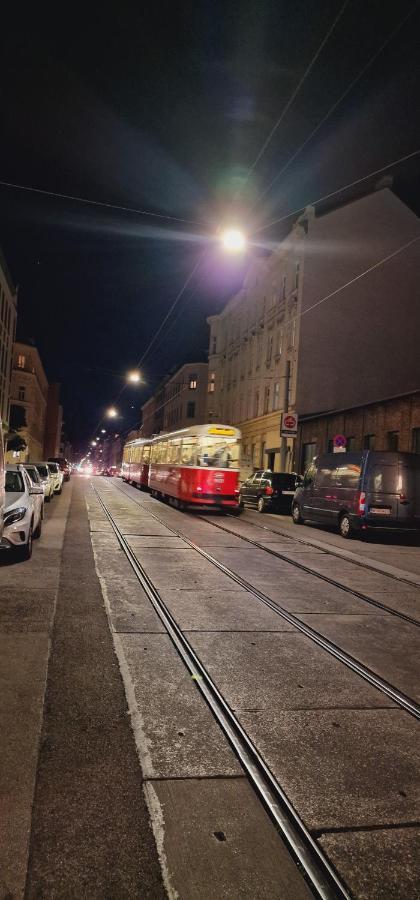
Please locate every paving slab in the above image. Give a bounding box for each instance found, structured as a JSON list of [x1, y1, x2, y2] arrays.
[[161, 588, 296, 631], [126, 534, 190, 549], [91, 540, 165, 633], [298, 614, 420, 703], [189, 631, 394, 710], [0, 635, 50, 898], [151, 778, 313, 900], [121, 633, 241, 778], [130, 547, 238, 591], [259, 542, 327, 557], [319, 826, 420, 900], [240, 708, 420, 830], [301, 558, 419, 595], [360, 588, 420, 620]]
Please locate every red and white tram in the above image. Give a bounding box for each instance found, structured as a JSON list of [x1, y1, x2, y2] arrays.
[[122, 423, 242, 512]]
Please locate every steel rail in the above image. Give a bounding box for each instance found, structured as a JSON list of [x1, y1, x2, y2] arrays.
[[195, 515, 420, 629], [92, 484, 350, 900], [112, 481, 420, 721]]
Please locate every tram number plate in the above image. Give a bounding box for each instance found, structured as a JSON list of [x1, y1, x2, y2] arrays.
[[369, 507, 391, 515]]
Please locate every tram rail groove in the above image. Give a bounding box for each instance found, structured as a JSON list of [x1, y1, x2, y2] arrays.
[[92, 484, 350, 900], [195, 515, 420, 629], [106, 481, 420, 722]]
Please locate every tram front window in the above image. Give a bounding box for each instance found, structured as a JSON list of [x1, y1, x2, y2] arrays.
[[198, 438, 240, 468]]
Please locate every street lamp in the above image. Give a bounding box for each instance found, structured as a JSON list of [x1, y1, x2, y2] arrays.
[[221, 228, 246, 253], [91, 441, 97, 447], [106, 407, 118, 418], [127, 370, 142, 384], [101, 429, 106, 434]]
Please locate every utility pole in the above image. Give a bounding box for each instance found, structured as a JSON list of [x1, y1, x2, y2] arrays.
[[279, 360, 291, 472]]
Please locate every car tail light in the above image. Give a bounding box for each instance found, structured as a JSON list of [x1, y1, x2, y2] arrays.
[[399, 493, 407, 501], [357, 491, 366, 515], [234, 487, 240, 495], [265, 485, 274, 496]]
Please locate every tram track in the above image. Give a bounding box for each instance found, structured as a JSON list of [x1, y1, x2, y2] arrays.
[[91, 483, 350, 900]]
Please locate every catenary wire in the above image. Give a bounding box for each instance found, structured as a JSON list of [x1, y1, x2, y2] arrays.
[[0, 179, 207, 229], [253, 1, 420, 210], [242, 0, 350, 185], [253, 148, 420, 234]]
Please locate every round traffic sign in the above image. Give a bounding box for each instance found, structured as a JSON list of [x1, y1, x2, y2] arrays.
[[284, 414, 297, 429], [333, 434, 347, 448]]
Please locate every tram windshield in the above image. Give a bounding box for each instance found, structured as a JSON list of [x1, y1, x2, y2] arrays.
[[197, 436, 240, 468]]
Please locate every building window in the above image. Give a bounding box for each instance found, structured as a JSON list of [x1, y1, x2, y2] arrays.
[[212, 336, 217, 355], [387, 431, 399, 451], [363, 434, 375, 450], [254, 391, 259, 418], [327, 438, 333, 453], [260, 442, 266, 467], [412, 428, 420, 454], [273, 382, 280, 411], [282, 275, 286, 300], [302, 442, 317, 471], [17, 354, 25, 369], [295, 261, 300, 290], [263, 385, 270, 414], [189, 374, 197, 390], [347, 436, 355, 451], [186, 401, 195, 419], [18, 386, 25, 401], [208, 372, 215, 393], [266, 335, 273, 365]]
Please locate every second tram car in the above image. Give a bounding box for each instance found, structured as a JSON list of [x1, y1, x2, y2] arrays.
[[123, 424, 241, 512]]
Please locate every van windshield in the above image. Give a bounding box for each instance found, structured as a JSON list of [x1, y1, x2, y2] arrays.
[[367, 465, 398, 493]]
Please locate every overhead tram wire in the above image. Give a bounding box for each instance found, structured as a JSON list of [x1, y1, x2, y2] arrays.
[[241, 0, 350, 188], [253, 1, 420, 210], [0, 180, 207, 229], [253, 147, 420, 234]]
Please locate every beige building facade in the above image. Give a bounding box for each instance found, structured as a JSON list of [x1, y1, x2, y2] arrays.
[[207, 225, 303, 474], [0, 248, 18, 429], [8, 341, 49, 462], [141, 363, 208, 437]]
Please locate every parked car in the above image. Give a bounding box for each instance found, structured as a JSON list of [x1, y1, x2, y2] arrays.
[[24, 465, 45, 522], [33, 463, 55, 502], [47, 461, 64, 494], [292, 451, 420, 538], [2, 465, 44, 558], [48, 456, 71, 481], [0, 424, 4, 542], [239, 470, 303, 513]]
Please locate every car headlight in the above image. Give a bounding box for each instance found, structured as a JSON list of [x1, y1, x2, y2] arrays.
[[4, 506, 27, 526]]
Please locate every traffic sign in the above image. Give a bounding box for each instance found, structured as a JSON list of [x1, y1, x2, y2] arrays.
[[280, 412, 298, 437], [333, 434, 347, 453]]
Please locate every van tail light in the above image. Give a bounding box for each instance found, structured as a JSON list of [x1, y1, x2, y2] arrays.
[[265, 485, 274, 496], [357, 491, 366, 515]]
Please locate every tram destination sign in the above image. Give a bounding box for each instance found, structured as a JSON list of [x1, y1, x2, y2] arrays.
[[280, 412, 298, 437]]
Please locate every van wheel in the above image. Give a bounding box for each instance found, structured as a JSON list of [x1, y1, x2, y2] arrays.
[[257, 497, 266, 513], [292, 503, 303, 524], [339, 513, 352, 538]]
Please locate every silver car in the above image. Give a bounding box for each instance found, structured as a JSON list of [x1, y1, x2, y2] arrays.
[[2, 465, 44, 559]]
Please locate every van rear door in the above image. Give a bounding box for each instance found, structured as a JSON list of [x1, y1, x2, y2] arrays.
[[365, 458, 399, 523]]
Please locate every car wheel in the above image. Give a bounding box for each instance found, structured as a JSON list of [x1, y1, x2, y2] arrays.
[[34, 516, 42, 539], [20, 525, 33, 560], [339, 513, 352, 538], [292, 503, 304, 524], [257, 497, 266, 513]]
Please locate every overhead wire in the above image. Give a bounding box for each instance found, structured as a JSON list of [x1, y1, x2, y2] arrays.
[[243, 0, 350, 185], [253, 1, 420, 210], [252, 147, 420, 234], [0, 179, 207, 229]]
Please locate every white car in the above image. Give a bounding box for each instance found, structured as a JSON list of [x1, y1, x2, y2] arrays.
[[47, 461, 63, 495], [33, 462, 54, 501], [2, 465, 44, 559], [24, 465, 46, 522]]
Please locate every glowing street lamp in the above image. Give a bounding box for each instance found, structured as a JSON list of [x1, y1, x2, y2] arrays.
[[127, 370, 141, 384], [106, 406, 118, 418], [101, 429, 106, 434], [221, 228, 246, 253], [91, 441, 97, 447]]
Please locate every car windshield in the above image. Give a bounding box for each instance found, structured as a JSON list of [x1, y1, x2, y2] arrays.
[[25, 467, 40, 483], [36, 465, 49, 478], [48, 463, 59, 473], [5, 471, 25, 493], [271, 474, 298, 489]]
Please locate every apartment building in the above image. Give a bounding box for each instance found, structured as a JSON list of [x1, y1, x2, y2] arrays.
[[8, 341, 49, 461], [141, 363, 208, 437], [207, 182, 420, 472], [0, 248, 18, 428]]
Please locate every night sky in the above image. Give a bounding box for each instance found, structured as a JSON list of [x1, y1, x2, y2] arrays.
[[1, 1, 419, 453]]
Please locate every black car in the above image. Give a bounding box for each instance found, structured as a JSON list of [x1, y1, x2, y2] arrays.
[[239, 470, 303, 514]]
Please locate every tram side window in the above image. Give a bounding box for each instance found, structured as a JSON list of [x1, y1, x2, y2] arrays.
[[181, 437, 198, 465], [167, 439, 181, 464], [157, 441, 168, 464], [143, 445, 151, 464], [151, 443, 159, 464], [198, 438, 240, 468]]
